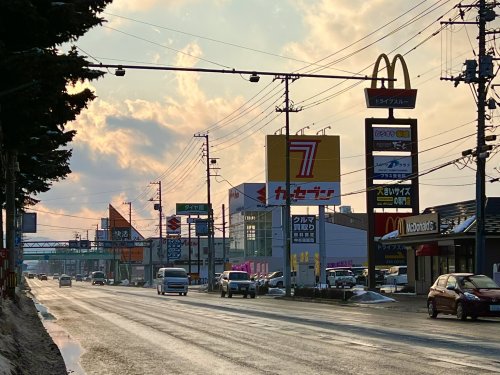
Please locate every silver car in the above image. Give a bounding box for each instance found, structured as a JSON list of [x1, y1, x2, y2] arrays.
[[59, 274, 72, 288], [220, 271, 256, 298]]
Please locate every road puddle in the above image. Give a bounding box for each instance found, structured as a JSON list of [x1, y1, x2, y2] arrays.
[[35, 301, 86, 375]]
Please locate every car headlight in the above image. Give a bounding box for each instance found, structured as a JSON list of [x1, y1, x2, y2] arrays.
[[463, 292, 480, 301]]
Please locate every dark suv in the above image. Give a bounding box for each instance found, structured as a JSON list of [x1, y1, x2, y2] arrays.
[[220, 271, 256, 298]]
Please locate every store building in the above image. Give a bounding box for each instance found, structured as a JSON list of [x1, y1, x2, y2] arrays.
[[381, 197, 500, 294], [228, 183, 368, 273]]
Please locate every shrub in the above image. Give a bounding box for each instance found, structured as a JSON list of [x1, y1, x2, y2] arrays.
[[294, 287, 354, 301], [257, 285, 269, 295]]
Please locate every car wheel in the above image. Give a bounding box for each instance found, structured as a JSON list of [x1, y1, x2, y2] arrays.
[[183, 292, 187, 296], [427, 300, 438, 318], [456, 302, 467, 321], [228, 292, 233, 298], [277, 281, 283, 288], [179, 293, 182, 296], [161, 289, 165, 295], [221, 289, 225, 298], [243, 294, 248, 298], [250, 293, 256, 299], [157, 287, 160, 295]]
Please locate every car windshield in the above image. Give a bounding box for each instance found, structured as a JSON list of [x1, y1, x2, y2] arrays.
[[229, 272, 249, 281], [462, 275, 499, 289], [92, 272, 105, 278], [164, 270, 187, 277], [335, 270, 351, 276]]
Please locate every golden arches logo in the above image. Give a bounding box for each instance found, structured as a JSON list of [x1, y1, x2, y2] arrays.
[[370, 53, 412, 89], [365, 53, 417, 109], [385, 216, 406, 234]]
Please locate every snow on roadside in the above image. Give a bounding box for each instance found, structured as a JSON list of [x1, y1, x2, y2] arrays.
[[0, 290, 67, 375]]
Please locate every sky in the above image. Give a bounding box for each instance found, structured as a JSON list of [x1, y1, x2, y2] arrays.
[[25, 0, 500, 243]]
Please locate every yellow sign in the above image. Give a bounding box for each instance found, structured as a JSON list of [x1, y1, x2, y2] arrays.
[[266, 135, 341, 206]]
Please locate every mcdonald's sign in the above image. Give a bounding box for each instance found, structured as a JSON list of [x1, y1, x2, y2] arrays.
[[365, 53, 417, 109], [374, 213, 413, 237]]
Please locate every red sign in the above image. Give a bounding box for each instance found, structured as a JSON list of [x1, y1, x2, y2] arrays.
[[374, 213, 412, 237], [167, 216, 181, 235]]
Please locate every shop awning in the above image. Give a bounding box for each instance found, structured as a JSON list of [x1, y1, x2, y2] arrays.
[[416, 243, 439, 256]]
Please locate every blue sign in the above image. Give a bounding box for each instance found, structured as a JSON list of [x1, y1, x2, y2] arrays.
[[167, 239, 182, 260]]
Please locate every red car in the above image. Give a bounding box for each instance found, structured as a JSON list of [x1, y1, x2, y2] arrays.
[[427, 273, 500, 320]]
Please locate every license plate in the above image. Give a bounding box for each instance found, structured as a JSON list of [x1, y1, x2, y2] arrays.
[[490, 305, 500, 312]]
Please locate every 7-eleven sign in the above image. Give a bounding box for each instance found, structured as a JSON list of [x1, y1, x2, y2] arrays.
[[166, 215, 181, 235]]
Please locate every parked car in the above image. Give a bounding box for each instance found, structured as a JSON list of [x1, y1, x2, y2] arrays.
[[52, 273, 60, 280], [59, 274, 72, 288], [264, 271, 283, 286], [326, 269, 356, 288], [427, 273, 500, 320], [40, 274, 48, 281], [360, 268, 385, 285], [385, 265, 408, 285], [220, 270, 256, 298]]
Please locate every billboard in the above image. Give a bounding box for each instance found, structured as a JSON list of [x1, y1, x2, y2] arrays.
[[373, 156, 412, 180], [372, 126, 412, 152], [266, 135, 341, 206], [228, 183, 268, 214], [292, 215, 316, 243], [370, 184, 413, 208]]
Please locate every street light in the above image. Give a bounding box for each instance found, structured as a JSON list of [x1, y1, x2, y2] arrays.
[[296, 126, 310, 135], [316, 126, 331, 135]]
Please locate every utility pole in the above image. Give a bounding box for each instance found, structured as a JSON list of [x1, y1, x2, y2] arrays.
[[275, 75, 301, 297], [442, 1, 498, 274], [222, 204, 226, 271], [150, 181, 162, 273], [194, 133, 215, 291]]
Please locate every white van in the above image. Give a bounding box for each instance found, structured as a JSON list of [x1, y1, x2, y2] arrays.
[[91, 271, 106, 285], [156, 267, 189, 296]]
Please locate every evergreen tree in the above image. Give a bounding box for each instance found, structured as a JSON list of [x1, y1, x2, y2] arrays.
[[0, 0, 113, 207]]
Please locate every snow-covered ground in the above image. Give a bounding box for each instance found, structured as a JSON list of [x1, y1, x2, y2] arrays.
[[0, 289, 67, 375]]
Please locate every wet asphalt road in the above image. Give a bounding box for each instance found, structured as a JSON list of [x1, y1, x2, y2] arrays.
[[28, 280, 500, 375]]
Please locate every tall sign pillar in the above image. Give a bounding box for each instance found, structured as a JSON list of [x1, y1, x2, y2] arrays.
[[364, 54, 419, 289]]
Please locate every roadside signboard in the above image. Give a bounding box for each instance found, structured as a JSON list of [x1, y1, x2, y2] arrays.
[[373, 156, 412, 180], [167, 238, 182, 260], [372, 126, 412, 152], [370, 184, 413, 208], [166, 215, 181, 235], [292, 215, 316, 243], [266, 135, 341, 206], [176, 203, 209, 215]]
